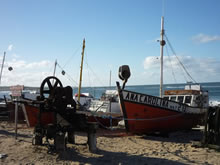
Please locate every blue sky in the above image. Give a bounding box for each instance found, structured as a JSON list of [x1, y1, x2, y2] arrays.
[[0, 0, 220, 87]]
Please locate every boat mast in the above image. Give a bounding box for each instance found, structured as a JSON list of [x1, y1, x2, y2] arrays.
[[77, 39, 86, 103], [109, 70, 111, 87], [160, 16, 165, 97], [53, 59, 57, 77], [0, 52, 6, 85]]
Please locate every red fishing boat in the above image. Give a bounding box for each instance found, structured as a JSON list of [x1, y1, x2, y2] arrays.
[[116, 17, 209, 134], [20, 39, 121, 128], [117, 82, 209, 134], [23, 103, 121, 127]]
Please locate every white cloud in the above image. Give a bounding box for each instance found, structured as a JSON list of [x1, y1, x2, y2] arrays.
[[12, 54, 20, 58], [143, 56, 160, 69], [0, 58, 82, 87], [1, 54, 220, 87], [1, 59, 55, 86], [192, 33, 220, 43], [6, 59, 52, 70], [143, 55, 220, 84], [7, 44, 13, 51]]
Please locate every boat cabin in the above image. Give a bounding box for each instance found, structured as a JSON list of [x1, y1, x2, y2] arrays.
[[73, 93, 94, 107], [100, 90, 118, 102], [163, 84, 209, 108]]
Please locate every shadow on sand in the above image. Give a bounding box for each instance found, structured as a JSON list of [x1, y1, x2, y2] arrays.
[[0, 129, 32, 139], [56, 145, 187, 165], [140, 130, 203, 144]]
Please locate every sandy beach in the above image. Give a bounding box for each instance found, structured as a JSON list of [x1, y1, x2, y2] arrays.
[[0, 121, 220, 165]]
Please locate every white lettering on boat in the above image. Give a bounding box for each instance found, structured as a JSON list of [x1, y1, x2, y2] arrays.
[[123, 91, 186, 112]]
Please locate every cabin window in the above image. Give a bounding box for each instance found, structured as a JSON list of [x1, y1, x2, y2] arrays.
[[170, 96, 176, 101], [163, 96, 169, 100], [177, 96, 184, 103], [185, 96, 192, 104]]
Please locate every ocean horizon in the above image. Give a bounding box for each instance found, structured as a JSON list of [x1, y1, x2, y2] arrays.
[[1, 81, 220, 103]]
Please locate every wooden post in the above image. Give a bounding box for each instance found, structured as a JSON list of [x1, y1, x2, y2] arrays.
[[55, 132, 66, 151], [21, 104, 30, 127], [109, 100, 112, 128], [87, 122, 98, 152], [88, 132, 96, 152], [202, 109, 209, 145], [67, 131, 75, 144], [15, 97, 18, 139]]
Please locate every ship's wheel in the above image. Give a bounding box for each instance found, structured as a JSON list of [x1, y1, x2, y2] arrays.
[[40, 76, 63, 99]]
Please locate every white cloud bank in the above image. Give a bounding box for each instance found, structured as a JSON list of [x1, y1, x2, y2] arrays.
[[143, 55, 220, 84], [1, 55, 220, 87], [192, 33, 220, 43], [0, 57, 84, 87], [1, 59, 55, 86]]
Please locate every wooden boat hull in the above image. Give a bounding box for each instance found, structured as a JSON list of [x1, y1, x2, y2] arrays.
[[24, 104, 120, 127], [118, 89, 205, 134], [25, 104, 54, 127]]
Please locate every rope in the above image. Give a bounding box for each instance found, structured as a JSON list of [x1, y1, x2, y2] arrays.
[[62, 44, 82, 69], [88, 106, 185, 131], [164, 34, 198, 84], [165, 45, 177, 83], [90, 111, 115, 130], [85, 51, 92, 87], [120, 113, 184, 121], [94, 113, 184, 121], [84, 58, 107, 87], [83, 52, 98, 97], [56, 62, 78, 87]]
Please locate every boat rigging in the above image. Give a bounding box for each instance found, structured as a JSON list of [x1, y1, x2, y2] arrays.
[[116, 16, 209, 134], [159, 16, 200, 97]]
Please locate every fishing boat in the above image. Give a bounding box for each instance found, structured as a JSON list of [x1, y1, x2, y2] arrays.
[[19, 39, 122, 127], [74, 90, 121, 114], [116, 17, 209, 134]]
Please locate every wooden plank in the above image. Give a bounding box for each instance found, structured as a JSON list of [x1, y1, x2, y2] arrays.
[[21, 104, 30, 127]]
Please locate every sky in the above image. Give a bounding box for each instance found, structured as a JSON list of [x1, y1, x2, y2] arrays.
[[0, 0, 220, 87]]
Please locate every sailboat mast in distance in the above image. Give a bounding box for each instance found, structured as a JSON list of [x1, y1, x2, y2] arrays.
[[0, 52, 6, 85], [109, 70, 112, 87], [160, 16, 166, 97], [78, 39, 86, 103], [53, 59, 57, 77]]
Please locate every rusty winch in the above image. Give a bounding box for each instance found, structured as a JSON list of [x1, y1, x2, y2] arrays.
[[30, 76, 97, 152]]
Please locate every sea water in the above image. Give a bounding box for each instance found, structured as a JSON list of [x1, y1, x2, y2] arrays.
[[73, 82, 220, 105], [1, 82, 220, 105]]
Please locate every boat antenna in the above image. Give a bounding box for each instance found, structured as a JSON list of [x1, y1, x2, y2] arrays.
[[109, 70, 112, 87], [77, 39, 86, 103], [0, 52, 6, 85], [160, 16, 166, 97]]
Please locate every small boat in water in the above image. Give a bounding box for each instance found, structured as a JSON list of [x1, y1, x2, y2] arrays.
[[116, 17, 209, 134]]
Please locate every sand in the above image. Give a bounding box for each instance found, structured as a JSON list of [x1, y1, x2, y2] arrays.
[[0, 121, 220, 165]]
